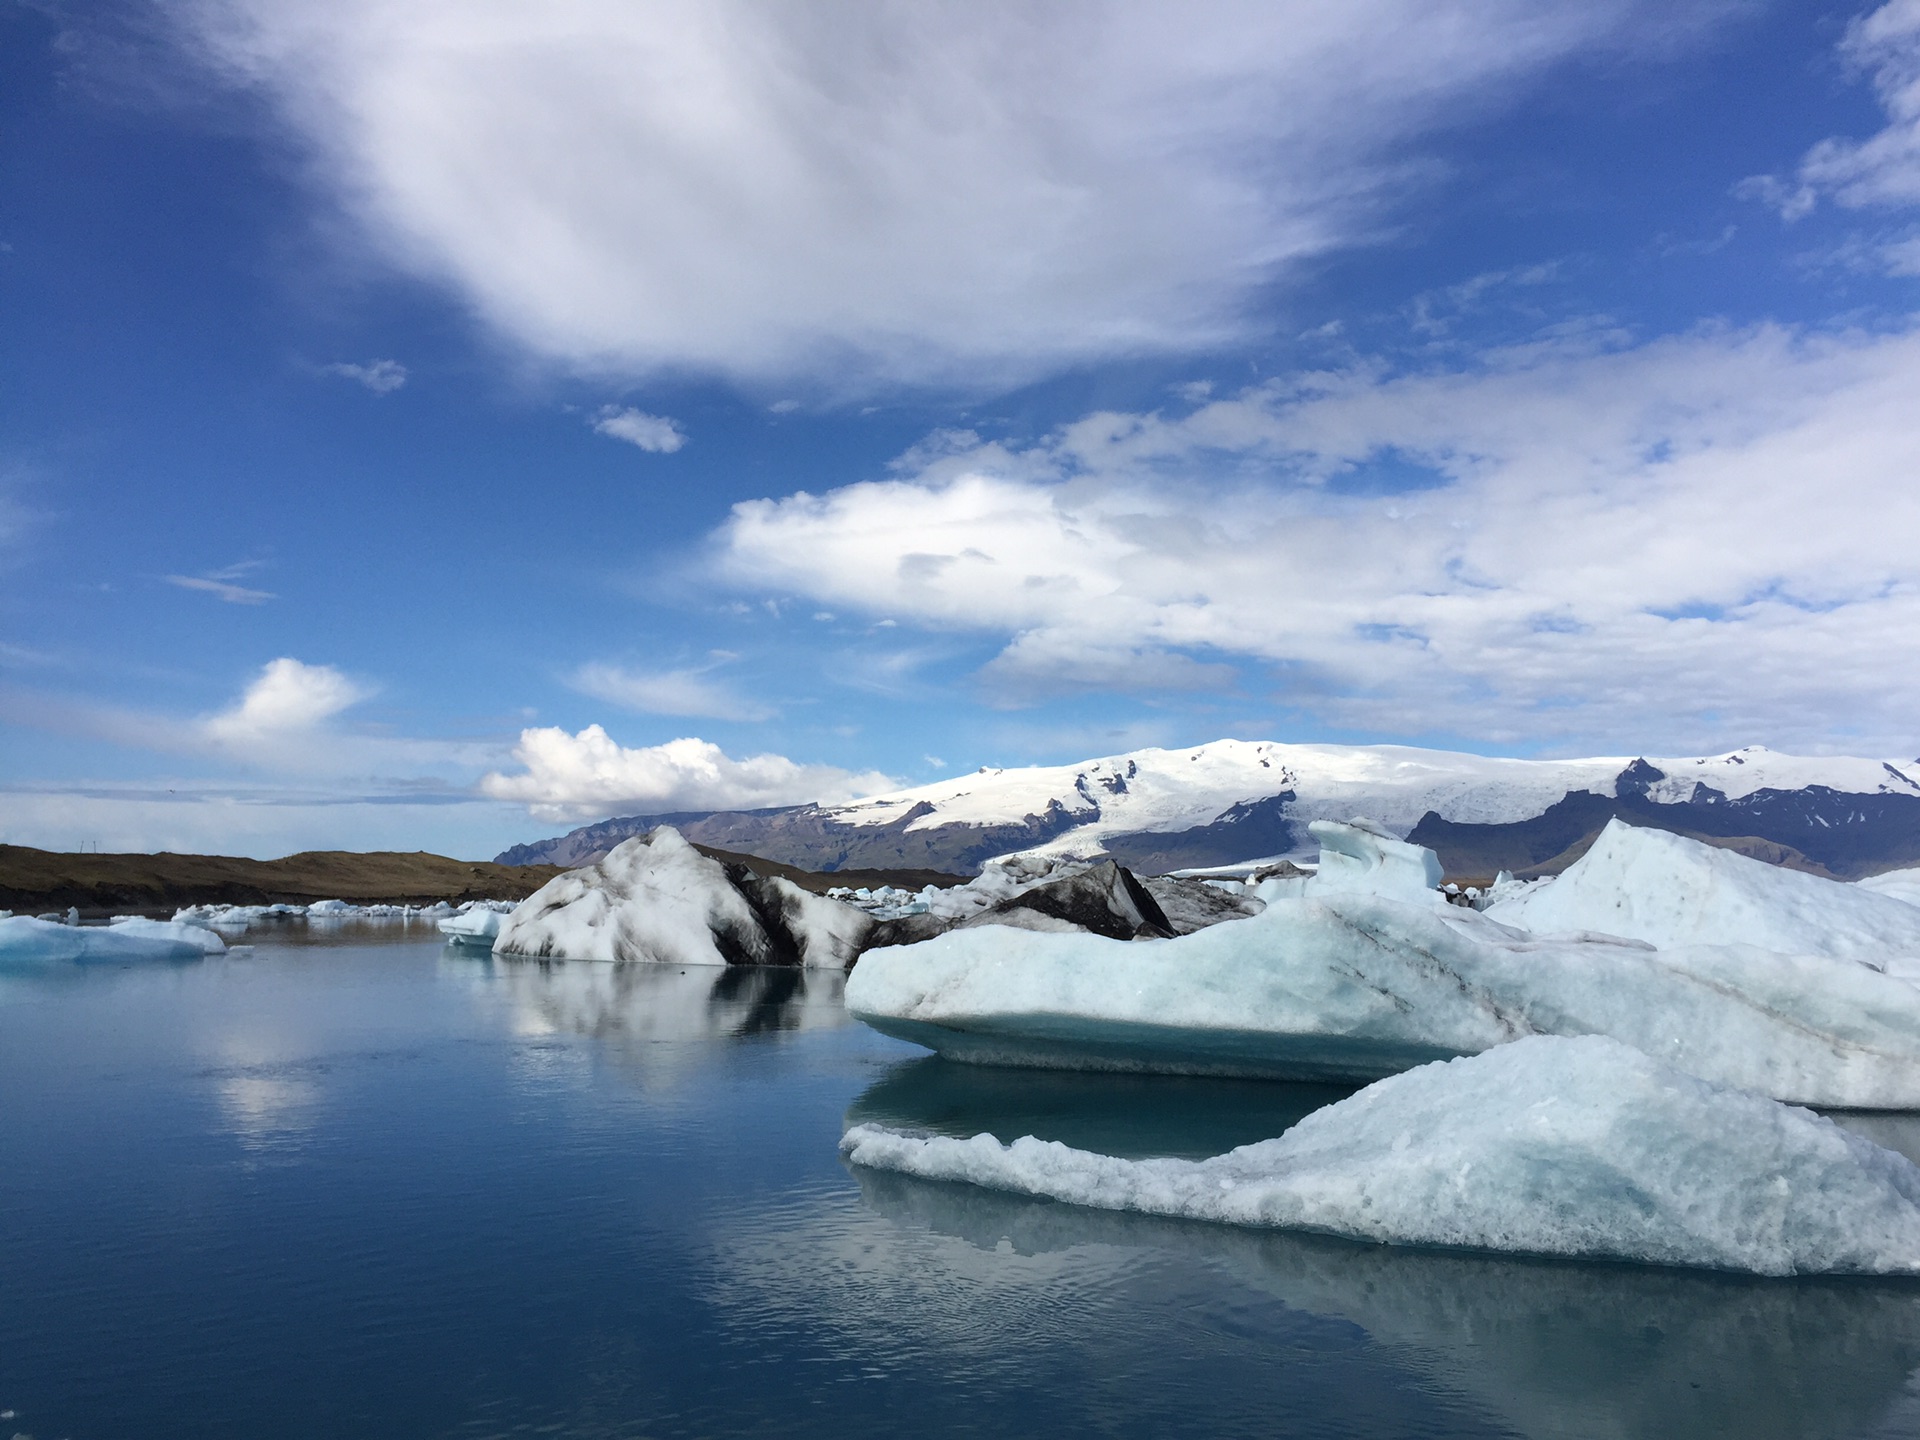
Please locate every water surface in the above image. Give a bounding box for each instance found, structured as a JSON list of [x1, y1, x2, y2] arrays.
[[4, 936, 1919, 1439]]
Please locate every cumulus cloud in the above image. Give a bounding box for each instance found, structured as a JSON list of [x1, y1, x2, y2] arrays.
[[201, 657, 371, 746], [480, 725, 894, 822], [178, 0, 1717, 389], [325, 358, 408, 393], [715, 321, 1920, 753], [1743, 0, 1920, 224], [571, 659, 772, 722], [591, 406, 687, 453]]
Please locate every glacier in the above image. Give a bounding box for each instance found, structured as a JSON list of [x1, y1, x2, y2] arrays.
[[844, 819, 1920, 1107], [842, 1035, 1920, 1276]]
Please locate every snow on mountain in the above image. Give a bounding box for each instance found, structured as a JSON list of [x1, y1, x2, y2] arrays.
[[498, 738, 1920, 878], [822, 740, 1915, 859]]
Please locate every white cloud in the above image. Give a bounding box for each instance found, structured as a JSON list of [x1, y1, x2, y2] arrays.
[[591, 405, 687, 453], [1744, 1, 1920, 224], [325, 358, 408, 393], [480, 725, 894, 822], [571, 660, 772, 722], [714, 320, 1920, 753], [202, 657, 371, 746], [179, 0, 1717, 390], [166, 570, 275, 604]]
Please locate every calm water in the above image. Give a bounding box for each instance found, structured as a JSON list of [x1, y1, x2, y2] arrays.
[[5, 934, 1920, 1440]]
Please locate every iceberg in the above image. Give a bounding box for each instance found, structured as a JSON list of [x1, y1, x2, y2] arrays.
[[0, 915, 226, 968], [844, 820, 1920, 1106], [1486, 819, 1920, 968], [438, 901, 516, 947], [843, 1035, 1920, 1276], [1859, 864, 1920, 911], [494, 826, 872, 967]]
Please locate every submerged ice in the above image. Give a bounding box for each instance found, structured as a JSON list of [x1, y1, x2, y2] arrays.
[[843, 1035, 1920, 1276]]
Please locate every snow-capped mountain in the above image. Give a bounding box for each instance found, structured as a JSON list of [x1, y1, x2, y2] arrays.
[[497, 739, 1920, 881]]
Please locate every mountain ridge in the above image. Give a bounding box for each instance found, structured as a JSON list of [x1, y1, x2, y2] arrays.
[[496, 738, 1920, 881]]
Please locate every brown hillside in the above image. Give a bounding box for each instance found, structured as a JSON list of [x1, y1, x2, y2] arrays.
[[0, 841, 964, 915]]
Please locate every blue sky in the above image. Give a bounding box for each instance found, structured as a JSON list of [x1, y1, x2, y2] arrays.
[[4, 0, 1920, 859]]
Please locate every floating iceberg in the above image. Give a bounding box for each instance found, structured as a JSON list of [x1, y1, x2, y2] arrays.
[[845, 820, 1920, 1106], [843, 1035, 1920, 1276], [0, 915, 226, 968], [495, 826, 871, 967], [436, 900, 518, 947], [1487, 819, 1920, 968], [1859, 864, 1920, 911]]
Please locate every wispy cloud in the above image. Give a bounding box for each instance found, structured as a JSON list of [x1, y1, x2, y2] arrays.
[[480, 725, 894, 822], [1741, 1, 1920, 232], [166, 572, 275, 604], [570, 658, 772, 722], [181, 0, 1726, 391], [166, 560, 275, 604], [325, 358, 408, 393], [592, 406, 687, 453]]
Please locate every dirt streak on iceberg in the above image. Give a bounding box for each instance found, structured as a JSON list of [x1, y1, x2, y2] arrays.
[[843, 1035, 1920, 1276], [844, 820, 1920, 1108]]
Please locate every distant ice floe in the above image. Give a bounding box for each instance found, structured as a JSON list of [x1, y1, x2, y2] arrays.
[[0, 914, 227, 969], [173, 899, 510, 933], [844, 1034, 1920, 1275], [845, 818, 1920, 1108]]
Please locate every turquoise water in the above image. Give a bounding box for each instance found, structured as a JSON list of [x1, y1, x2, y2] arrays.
[[4, 935, 1920, 1439]]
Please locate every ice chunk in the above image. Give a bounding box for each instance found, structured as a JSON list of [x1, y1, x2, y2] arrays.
[[0, 915, 222, 968], [494, 826, 872, 967], [845, 873, 1920, 1107], [956, 859, 1173, 941], [106, 916, 228, 955], [1859, 864, 1920, 911], [843, 1035, 1920, 1276], [1139, 875, 1266, 935], [1302, 818, 1443, 904], [1487, 819, 1920, 968], [439, 907, 505, 946]]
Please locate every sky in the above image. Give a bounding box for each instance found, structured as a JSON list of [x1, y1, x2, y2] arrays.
[[4, 0, 1920, 860]]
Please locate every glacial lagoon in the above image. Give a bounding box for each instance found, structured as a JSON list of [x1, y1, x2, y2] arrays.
[[5, 933, 1920, 1439]]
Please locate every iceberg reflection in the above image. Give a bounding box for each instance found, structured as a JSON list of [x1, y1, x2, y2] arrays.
[[487, 955, 850, 1048], [853, 1166, 1920, 1440]]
